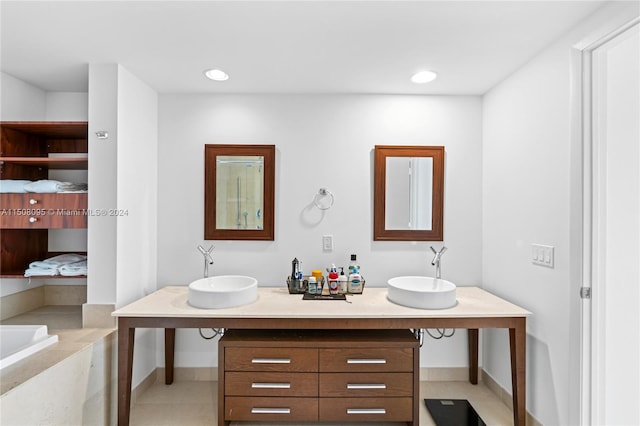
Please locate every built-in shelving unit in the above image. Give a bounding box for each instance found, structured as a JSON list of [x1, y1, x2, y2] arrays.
[[0, 121, 88, 278]]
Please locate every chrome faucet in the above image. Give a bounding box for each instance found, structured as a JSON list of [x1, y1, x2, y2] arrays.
[[197, 245, 215, 278], [430, 246, 447, 279]]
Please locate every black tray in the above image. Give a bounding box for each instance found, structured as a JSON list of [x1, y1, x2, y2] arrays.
[[302, 293, 347, 301]]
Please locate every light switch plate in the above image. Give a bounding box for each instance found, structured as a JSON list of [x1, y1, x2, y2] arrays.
[[322, 235, 333, 251], [532, 244, 554, 268]]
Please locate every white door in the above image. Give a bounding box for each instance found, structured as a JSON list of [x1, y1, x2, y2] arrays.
[[585, 22, 640, 425]]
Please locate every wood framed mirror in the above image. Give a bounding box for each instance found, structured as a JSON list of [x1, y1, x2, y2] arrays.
[[205, 144, 275, 240], [374, 145, 444, 241]]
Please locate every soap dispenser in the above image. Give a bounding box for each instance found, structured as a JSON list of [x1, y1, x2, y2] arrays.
[[348, 266, 362, 294], [338, 267, 348, 294]]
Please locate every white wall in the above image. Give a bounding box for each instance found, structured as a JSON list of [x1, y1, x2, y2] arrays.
[[87, 64, 159, 387], [482, 3, 639, 425], [87, 64, 119, 305], [115, 67, 158, 308], [0, 72, 46, 120], [158, 94, 483, 368]]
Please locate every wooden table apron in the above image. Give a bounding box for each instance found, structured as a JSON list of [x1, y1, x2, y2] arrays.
[[117, 315, 526, 426]]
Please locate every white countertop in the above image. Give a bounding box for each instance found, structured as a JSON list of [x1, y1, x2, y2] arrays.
[[112, 286, 530, 319]]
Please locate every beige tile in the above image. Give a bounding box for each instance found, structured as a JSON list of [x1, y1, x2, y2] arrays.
[[130, 379, 513, 426], [131, 402, 216, 426], [134, 381, 216, 405], [44, 284, 87, 305], [0, 286, 44, 320], [82, 303, 116, 328]]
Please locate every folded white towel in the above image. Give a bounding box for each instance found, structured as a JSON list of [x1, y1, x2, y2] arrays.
[[23, 180, 65, 193], [28, 254, 87, 269], [59, 260, 87, 276], [0, 180, 31, 193], [24, 267, 59, 277]]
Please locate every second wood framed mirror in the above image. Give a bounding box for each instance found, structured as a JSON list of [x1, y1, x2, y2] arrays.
[[374, 145, 444, 241]]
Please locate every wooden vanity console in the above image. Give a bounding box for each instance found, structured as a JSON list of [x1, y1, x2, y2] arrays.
[[219, 329, 419, 425], [113, 286, 530, 426]]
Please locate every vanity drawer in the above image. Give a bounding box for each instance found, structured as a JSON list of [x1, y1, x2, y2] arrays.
[[225, 396, 318, 422], [319, 348, 413, 372], [225, 347, 318, 372], [319, 397, 413, 422], [319, 372, 413, 397], [225, 372, 318, 397]]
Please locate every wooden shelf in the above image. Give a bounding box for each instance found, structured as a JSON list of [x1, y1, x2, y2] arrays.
[[0, 272, 87, 279], [0, 121, 88, 138], [0, 157, 88, 169]]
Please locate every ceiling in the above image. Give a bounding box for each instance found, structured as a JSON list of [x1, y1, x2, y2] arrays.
[[1, 1, 607, 95]]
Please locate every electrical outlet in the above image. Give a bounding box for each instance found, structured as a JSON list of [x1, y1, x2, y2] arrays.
[[532, 244, 554, 268], [322, 235, 333, 251]]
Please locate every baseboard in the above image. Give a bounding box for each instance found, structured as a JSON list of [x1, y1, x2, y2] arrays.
[[480, 368, 543, 426], [156, 367, 218, 382], [131, 369, 158, 404], [419, 367, 471, 381], [82, 303, 115, 328]]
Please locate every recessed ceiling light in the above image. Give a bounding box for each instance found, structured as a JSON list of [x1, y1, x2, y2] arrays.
[[204, 69, 229, 81], [411, 70, 438, 84]]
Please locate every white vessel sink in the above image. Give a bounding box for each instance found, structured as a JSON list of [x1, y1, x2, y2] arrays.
[[387, 276, 457, 310], [188, 275, 258, 309]]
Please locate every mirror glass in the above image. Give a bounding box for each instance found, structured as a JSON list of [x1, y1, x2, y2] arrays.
[[205, 145, 275, 240], [385, 157, 433, 230], [216, 156, 264, 230], [374, 145, 444, 241]]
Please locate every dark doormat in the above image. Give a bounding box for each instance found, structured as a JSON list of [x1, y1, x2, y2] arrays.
[[424, 399, 487, 426]]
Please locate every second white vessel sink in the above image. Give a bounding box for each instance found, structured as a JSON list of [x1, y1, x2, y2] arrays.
[[387, 276, 457, 310], [188, 275, 258, 309]]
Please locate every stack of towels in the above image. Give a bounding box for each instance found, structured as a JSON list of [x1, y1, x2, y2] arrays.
[[24, 254, 87, 277], [0, 179, 88, 193]]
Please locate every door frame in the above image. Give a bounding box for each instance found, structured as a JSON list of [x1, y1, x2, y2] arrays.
[[576, 17, 640, 425]]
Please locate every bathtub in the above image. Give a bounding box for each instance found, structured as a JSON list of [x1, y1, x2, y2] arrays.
[[0, 325, 58, 370]]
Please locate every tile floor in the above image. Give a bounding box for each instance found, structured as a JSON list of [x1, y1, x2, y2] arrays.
[[131, 380, 513, 425]]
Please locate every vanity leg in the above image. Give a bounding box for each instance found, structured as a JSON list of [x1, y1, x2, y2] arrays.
[[510, 318, 527, 426], [117, 319, 135, 426], [468, 328, 479, 385], [165, 328, 176, 385]]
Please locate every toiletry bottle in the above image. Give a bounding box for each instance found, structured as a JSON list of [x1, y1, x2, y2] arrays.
[[311, 270, 323, 294], [348, 267, 362, 293], [292, 258, 300, 280], [338, 267, 348, 294], [308, 276, 317, 295], [328, 271, 339, 295], [348, 254, 359, 273]]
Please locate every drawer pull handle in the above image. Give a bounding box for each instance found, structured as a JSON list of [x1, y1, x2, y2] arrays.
[[347, 383, 387, 390], [251, 408, 291, 414], [29, 199, 38, 205], [252, 358, 291, 364], [29, 217, 38, 223], [347, 358, 386, 364], [252, 382, 291, 389], [346, 408, 386, 415]]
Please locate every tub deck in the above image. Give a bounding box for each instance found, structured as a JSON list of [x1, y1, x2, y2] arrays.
[[0, 305, 115, 395]]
